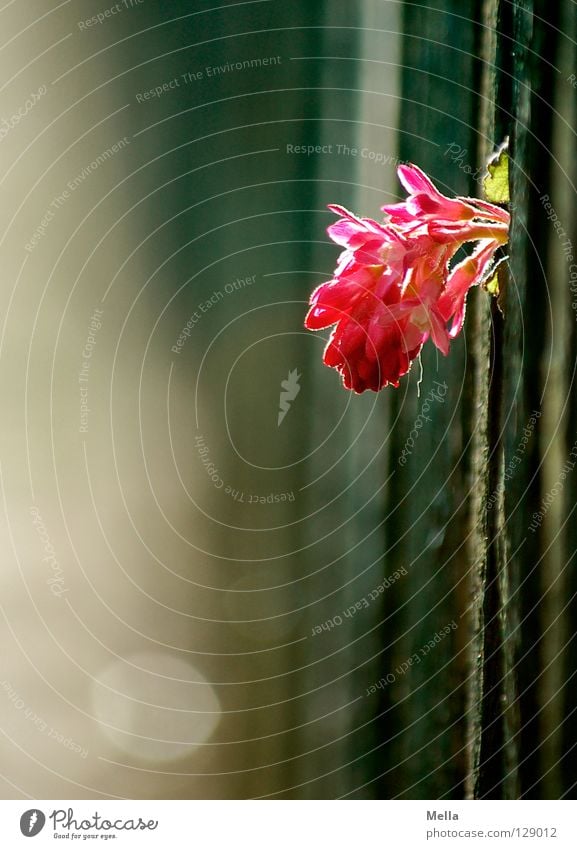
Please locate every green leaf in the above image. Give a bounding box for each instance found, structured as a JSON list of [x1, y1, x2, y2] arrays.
[[485, 271, 500, 296], [483, 144, 509, 204]]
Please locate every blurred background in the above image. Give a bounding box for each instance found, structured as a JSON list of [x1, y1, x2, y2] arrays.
[[0, 0, 575, 800]]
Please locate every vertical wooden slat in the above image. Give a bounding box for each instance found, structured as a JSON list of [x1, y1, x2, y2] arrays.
[[379, 0, 480, 799], [470, 0, 518, 800], [299, 0, 405, 800], [558, 0, 577, 798], [506, 0, 565, 800]]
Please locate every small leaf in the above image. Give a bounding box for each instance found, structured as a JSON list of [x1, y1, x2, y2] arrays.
[[482, 254, 508, 297], [483, 142, 509, 204], [485, 271, 499, 296], [483, 258, 508, 316]]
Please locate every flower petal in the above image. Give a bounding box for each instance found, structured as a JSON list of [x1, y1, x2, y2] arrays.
[[397, 163, 438, 196]]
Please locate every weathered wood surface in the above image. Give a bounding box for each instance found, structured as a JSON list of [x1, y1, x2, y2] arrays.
[[470, 0, 576, 800], [378, 0, 480, 799], [377, 0, 576, 800]]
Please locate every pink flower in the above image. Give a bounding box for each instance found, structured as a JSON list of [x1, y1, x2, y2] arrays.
[[305, 164, 509, 392]]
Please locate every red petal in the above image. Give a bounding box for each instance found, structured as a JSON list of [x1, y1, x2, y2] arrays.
[[397, 163, 438, 196]]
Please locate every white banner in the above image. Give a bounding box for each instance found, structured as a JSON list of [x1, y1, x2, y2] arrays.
[[1, 800, 575, 848]]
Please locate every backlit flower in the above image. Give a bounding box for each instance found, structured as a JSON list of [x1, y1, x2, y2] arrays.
[[305, 163, 509, 392]]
